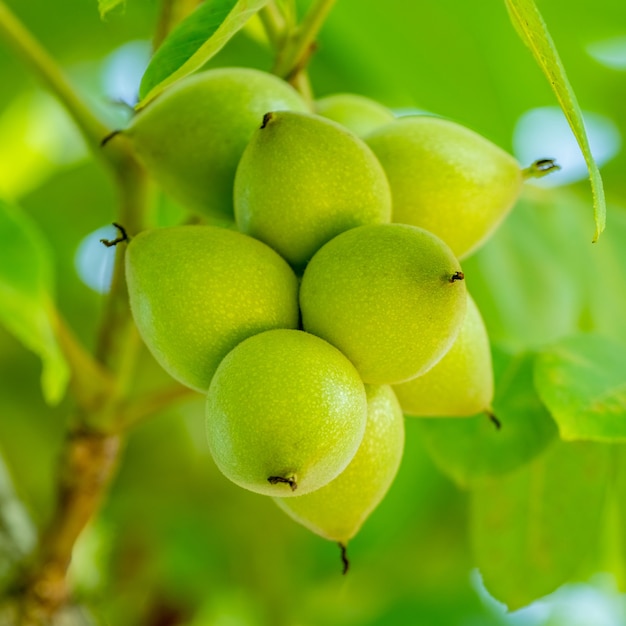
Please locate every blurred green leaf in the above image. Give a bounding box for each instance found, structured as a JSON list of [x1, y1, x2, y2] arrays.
[[463, 195, 587, 352], [0, 199, 69, 404], [417, 350, 557, 488], [465, 195, 626, 350], [138, 0, 269, 107], [611, 447, 626, 591], [98, 0, 125, 19], [471, 439, 611, 610], [505, 0, 606, 241], [534, 333, 626, 442], [582, 207, 626, 344]]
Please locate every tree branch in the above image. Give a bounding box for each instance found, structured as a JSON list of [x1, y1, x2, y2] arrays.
[[16, 160, 151, 623], [0, 1, 147, 183], [17, 429, 122, 623], [116, 383, 199, 431]]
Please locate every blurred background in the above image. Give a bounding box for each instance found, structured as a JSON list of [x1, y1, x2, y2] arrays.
[[0, 0, 625, 624]]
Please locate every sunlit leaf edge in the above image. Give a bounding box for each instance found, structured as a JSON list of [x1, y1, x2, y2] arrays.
[[505, 0, 606, 242], [138, 0, 269, 108]]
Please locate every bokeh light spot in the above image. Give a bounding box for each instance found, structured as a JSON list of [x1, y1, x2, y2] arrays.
[[101, 40, 151, 108], [75, 224, 118, 294], [587, 36, 626, 70]]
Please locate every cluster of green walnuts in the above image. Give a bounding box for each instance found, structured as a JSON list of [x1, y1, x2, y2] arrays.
[[117, 66, 527, 563]]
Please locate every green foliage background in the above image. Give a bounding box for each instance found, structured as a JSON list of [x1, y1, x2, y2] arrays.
[[0, 0, 625, 624]]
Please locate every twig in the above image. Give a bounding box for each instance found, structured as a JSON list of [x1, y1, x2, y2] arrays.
[[272, 0, 336, 80], [0, 2, 109, 158], [116, 384, 199, 431], [49, 308, 114, 411], [0, 1, 150, 184], [259, 3, 286, 49]]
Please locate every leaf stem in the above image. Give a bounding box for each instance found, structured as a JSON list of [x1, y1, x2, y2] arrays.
[[0, 1, 110, 156], [272, 0, 336, 79]]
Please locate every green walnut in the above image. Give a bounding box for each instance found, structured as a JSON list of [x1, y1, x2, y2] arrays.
[[365, 116, 523, 258], [234, 110, 391, 271], [123, 67, 308, 218], [275, 384, 404, 549], [300, 223, 467, 384], [125, 225, 299, 392], [205, 329, 368, 497], [315, 93, 395, 137], [394, 294, 494, 417]]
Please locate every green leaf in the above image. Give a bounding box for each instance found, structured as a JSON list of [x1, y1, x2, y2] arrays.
[[98, 0, 125, 19], [582, 207, 626, 345], [462, 195, 588, 353], [0, 199, 69, 404], [471, 440, 611, 610], [534, 333, 626, 442], [505, 0, 606, 242], [417, 350, 557, 488], [138, 0, 270, 107], [610, 447, 626, 590]]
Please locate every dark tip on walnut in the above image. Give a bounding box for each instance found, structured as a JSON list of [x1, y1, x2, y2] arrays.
[[338, 543, 350, 575], [261, 112, 274, 129], [487, 411, 501, 430], [100, 222, 129, 248], [522, 158, 561, 179], [449, 271, 465, 283], [534, 158, 559, 172], [267, 475, 297, 491]]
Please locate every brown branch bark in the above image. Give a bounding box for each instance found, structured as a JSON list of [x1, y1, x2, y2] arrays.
[[17, 430, 122, 623]]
